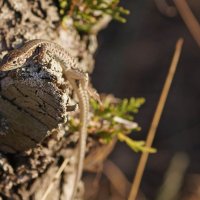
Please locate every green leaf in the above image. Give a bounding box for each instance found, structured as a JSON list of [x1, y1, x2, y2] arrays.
[[118, 133, 157, 153]]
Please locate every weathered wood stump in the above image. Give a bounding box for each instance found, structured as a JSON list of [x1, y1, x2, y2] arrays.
[[0, 64, 68, 152], [0, 0, 113, 199]]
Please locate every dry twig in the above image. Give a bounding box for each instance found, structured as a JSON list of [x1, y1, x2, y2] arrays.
[[103, 160, 131, 199], [41, 157, 70, 200], [154, 0, 177, 17], [128, 38, 184, 200], [69, 0, 79, 16], [174, 0, 200, 47]]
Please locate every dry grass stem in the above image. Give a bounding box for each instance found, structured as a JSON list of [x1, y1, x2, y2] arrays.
[[103, 160, 131, 199], [128, 38, 184, 200], [156, 153, 189, 200], [41, 158, 70, 200], [154, 0, 177, 17], [174, 0, 200, 47]]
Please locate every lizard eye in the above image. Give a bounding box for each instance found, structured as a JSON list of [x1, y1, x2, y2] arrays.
[[12, 60, 17, 64]]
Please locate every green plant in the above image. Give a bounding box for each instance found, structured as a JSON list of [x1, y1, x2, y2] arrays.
[[55, 0, 130, 32], [70, 96, 156, 153]]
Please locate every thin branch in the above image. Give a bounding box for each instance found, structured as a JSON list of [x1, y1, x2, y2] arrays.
[[41, 157, 70, 200], [128, 38, 184, 200], [156, 153, 189, 200], [174, 0, 200, 47], [154, 0, 177, 17], [69, 0, 79, 16], [103, 160, 131, 199]]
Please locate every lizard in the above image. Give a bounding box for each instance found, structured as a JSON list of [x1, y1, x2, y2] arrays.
[[0, 39, 100, 199]]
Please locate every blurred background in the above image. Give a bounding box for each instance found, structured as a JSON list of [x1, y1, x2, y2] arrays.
[[92, 0, 200, 199]]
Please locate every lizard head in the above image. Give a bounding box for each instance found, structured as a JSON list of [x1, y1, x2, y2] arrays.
[[0, 50, 27, 71]]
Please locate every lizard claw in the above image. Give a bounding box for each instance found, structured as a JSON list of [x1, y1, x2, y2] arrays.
[[87, 86, 102, 105]]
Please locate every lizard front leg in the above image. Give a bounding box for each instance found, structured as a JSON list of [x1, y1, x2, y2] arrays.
[[64, 69, 101, 103], [35, 45, 53, 65]]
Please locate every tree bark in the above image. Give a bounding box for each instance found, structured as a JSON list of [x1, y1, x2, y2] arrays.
[[0, 0, 113, 199]]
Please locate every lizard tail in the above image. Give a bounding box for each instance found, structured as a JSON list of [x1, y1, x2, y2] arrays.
[[63, 69, 89, 200], [71, 82, 89, 200]]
